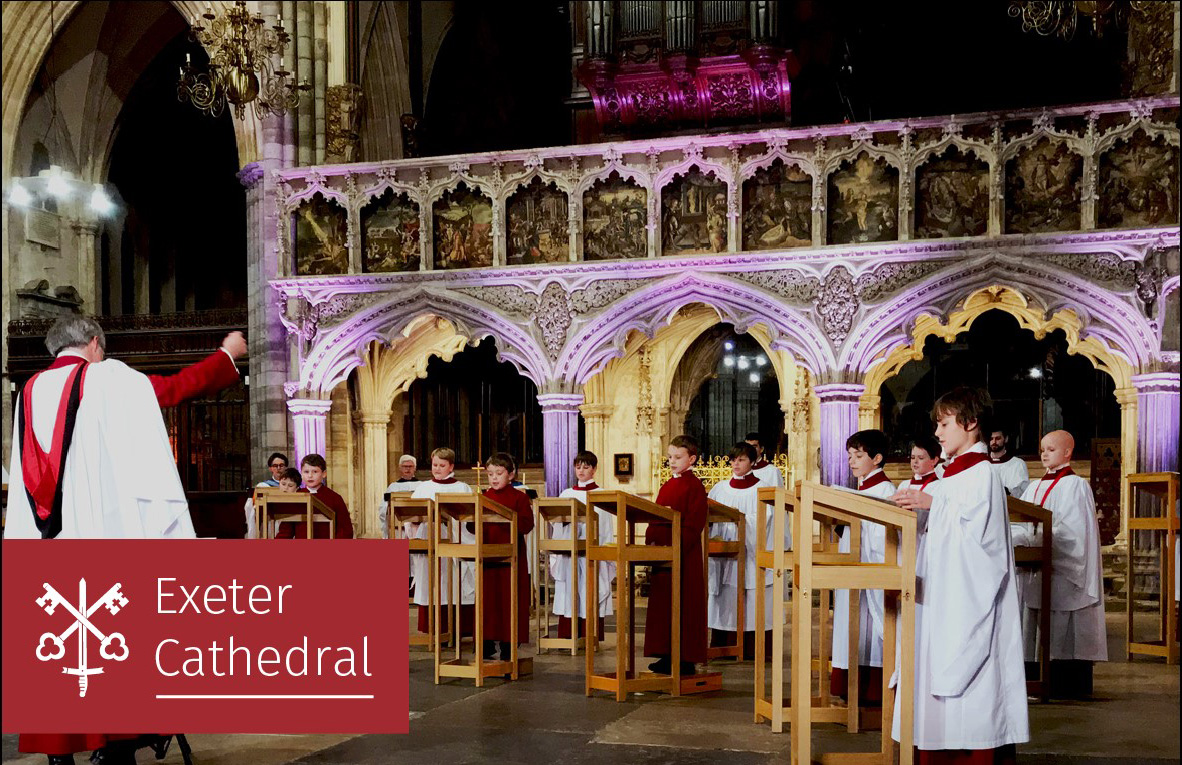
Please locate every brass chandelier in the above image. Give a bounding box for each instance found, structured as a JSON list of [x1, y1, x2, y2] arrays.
[[177, 1, 309, 120], [1007, 1, 1150, 40]]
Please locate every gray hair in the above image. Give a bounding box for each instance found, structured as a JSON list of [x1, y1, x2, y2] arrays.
[[45, 315, 105, 356], [398, 454, 417, 467]]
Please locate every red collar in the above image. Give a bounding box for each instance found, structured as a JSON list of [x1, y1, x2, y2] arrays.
[[944, 450, 992, 477], [729, 474, 759, 489], [912, 472, 938, 489], [858, 471, 890, 491], [48, 355, 88, 371], [432, 477, 457, 485], [570, 482, 599, 492], [752, 458, 770, 470], [990, 452, 1014, 464], [1042, 466, 1074, 479]]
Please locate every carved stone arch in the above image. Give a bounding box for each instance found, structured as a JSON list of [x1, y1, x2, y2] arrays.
[[911, 135, 994, 168], [351, 315, 472, 412], [357, 166, 423, 213], [297, 289, 550, 398], [556, 271, 834, 388]]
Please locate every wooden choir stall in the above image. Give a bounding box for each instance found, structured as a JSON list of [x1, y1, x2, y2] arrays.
[[253, 488, 336, 539], [705, 498, 747, 661], [584, 490, 722, 700], [792, 482, 917, 765], [433, 493, 532, 686], [753, 484, 795, 731], [387, 493, 453, 649], [1008, 495, 1054, 700], [1125, 472, 1179, 665], [535, 497, 588, 655]]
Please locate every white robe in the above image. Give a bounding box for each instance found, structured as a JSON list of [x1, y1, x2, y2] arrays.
[[6, 358, 194, 540], [707, 476, 788, 631], [752, 461, 785, 488], [378, 480, 421, 540], [244, 480, 280, 539], [551, 483, 615, 619], [409, 478, 475, 606], [896, 473, 940, 536], [892, 442, 1029, 751], [991, 455, 1030, 497], [831, 469, 897, 670], [1012, 472, 1107, 662]]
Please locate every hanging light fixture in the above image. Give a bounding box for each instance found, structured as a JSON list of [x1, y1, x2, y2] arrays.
[[1007, 0, 1150, 40], [178, 1, 310, 120]]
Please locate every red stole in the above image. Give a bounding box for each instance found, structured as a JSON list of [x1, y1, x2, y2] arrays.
[[858, 471, 891, 491], [18, 356, 89, 538], [729, 473, 760, 489], [1032, 466, 1074, 507], [911, 472, 938, 490], [570, 482, 599, 492], [943, 450, 992, 478]]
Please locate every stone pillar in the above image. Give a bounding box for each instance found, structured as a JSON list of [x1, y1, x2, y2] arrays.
[[358, 408, 392, 538], [815, 382, 864, 488], [289, 398, 332, 466], [539, 392, 584, 498], [1133, 371, 1180, 473], [71, 220, 100, 312], [858, 390, 881, 430], [580, 402, 614, 484]]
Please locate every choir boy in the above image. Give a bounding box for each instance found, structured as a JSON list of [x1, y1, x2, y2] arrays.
[[1013, 430, 1106, 698], [481, 453, 535, 660], [553, 451, 614, 640], [379, 454, 422, 539], [708, 441, 781, 659], [989, 425, 1030, 496], [274, 454, 354, 539], [745, 431, 785, 487], [897, 435, 942, 534], [892, 387, 1028, 763], [644, 435, 709, 676], [830, 429, 897, 702], [410, 448, 476, 636]]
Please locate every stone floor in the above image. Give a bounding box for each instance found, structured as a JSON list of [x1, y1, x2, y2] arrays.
[[4, 612, 1178, 764]]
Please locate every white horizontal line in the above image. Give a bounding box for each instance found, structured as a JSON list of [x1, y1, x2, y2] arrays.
[[155, 694, 375, 699]]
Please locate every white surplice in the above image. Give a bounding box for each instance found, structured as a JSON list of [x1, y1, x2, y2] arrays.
[[6, 358, 194, 539], [1012, 470, 1107, 661], [551, 482, 615, 619], [752, 460, 785, 488], [244, 480, 280, 539], [991, 454, 1030, 497], [378, 479, 421, 540], [707, 476, 788, 631], [891, 442, 1029, 751], [831, 469, 898, 670], [896, 473, 940, 536], [409, 478, 475, 605]]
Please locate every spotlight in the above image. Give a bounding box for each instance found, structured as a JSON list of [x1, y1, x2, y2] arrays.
[[737, 357, 750, 370], [723, 356, 735, 368], [749, 372, 760, 384], [724, 341, 734, 351], [1028, 367, 1043, 379], [8, 180, 31, 207], [89, 185, 114, 216], [45, 166, 71, 199], [756, 355, 767, 367]]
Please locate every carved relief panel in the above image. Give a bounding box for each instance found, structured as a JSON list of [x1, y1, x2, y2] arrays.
[[827, 153, 899, 245], [741, 160, 812, 250], [1005, 139, 1082, 234], [661, 168, 729, 255], [294, 194, 349, 276], [433, 184, 494, 270], [1098, 131, 1179, 229], [361, 190, 420, 273], [582, 173, 648, 261], [915, 147, 989, 239], [506, 178, 570, 265]]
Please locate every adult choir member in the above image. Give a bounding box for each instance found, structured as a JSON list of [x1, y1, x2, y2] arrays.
[[989, 425, 1030, 497], [745, 431, 785, 487], [379, 454, 422, 539]]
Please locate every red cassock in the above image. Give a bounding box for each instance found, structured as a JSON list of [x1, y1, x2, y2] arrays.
[[19, 352, 240, 757], [643, 470, 708, 664], [148, 349, 241, 408], [480, 486, 535, 643], [273, 486, 355, 539]]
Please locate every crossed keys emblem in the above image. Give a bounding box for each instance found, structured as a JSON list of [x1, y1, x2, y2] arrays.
[[35, 579, 130, 698]]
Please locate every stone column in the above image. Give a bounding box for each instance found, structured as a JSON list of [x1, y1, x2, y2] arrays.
[[289, 398, 332, 466], [539, 392, 584, 497], [71, 220, 100, 313], [1114, 385, 1139, 546], [580, 402, 614, 484], [1133, 371, 1180, 473], [815, 382, 864, 488], [858, 390, 881, 430], [358, 408, 392, 538]]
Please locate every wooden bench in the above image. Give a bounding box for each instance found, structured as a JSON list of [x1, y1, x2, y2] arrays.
[[1126, 472, 1179, 665]]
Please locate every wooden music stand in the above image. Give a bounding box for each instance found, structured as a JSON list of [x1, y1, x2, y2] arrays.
[[535, 497, 587, 655], [793, 482, 917, 765], [389, 496, 453, 649], [704, 498, 746, 662], [754, 484, 796, 732], [255, 490, 336, 539], [1126, 472, 1179, 665], [584, 490, 722, 701], [1008, 495, 1053, 700], [433, 493, 531, 686]]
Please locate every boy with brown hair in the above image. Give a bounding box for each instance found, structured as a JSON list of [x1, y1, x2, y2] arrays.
[[553, 450, 614, 640], [274, 453, 354, 539], [410, 447, 475, 637], [481, 452, 535, 661], [644, 434, 709, 676]]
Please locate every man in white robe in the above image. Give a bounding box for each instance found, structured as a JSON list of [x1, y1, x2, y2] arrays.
[[1012, 430, 1106, 698], [378, 454, 422, 540], [831, 430, 897, 702], [893, 388, 1028, 761], [552, 451, 614, 639], [745, 431, 785, 487], [989, 426, 1030, 497]]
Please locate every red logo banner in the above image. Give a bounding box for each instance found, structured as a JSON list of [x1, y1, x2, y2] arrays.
[[2, 540, 408, 734]]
